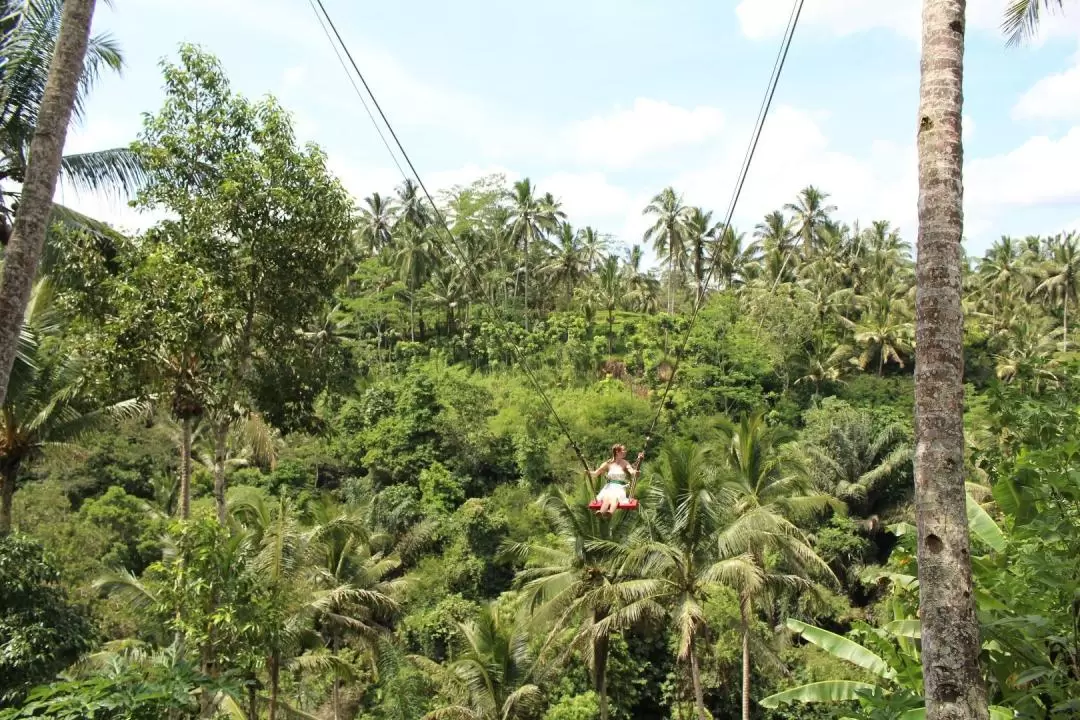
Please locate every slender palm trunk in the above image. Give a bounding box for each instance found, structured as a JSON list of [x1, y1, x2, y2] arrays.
[[523, 234, 530, 330], [593, 610, 611, 720], [668, 249, 675, 314], [607, 309, 615, 352], [740, 594, 752, 720], [914, 2, 989, 719], [180, 416, 193, 519], [268, 652, 280, 720], [687, 634, 706, 719], [331, 632, 341, 720], [0, 462, 20, 534], [0, 0, 98, 408], [1063, 295, 1068, 353], [212, 420, 228, 525]]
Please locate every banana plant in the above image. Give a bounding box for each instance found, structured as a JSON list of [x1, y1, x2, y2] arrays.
[[761, 489, 1013, 718], [760, 618, 1014, 719]]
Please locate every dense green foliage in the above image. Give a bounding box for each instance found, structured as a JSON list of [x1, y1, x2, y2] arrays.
[[3, 34, 1080, 720]]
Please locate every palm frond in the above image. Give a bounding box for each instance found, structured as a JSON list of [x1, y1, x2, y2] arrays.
[[59, 147, 146, 198], [1003, 0, 1065, 46]]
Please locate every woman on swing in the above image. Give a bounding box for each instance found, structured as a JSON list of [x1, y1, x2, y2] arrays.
[[589, 444, 644, 515]]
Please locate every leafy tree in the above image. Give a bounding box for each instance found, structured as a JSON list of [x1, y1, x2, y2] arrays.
[[1, 278, 142, 533], [126, 44, 353, 522], [0, 533, 96, 704]]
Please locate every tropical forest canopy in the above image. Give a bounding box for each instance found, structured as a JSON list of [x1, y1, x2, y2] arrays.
[[1, 10, 1079, 720]]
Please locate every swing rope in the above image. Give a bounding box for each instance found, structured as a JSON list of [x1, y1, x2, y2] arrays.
[[307, 0, 805, 486], [636, 0, 806, 471], [308, 0, 592, 474]]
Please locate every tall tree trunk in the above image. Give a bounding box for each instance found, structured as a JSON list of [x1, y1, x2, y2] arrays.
[[268, 652, 280, 720], [179, 416, 193, 519], [914, 2, 989, 719], [524, 234, 530, 330], [1062, 295, 1068, 353], [687, 634, 706, 720], [212, 420, 228, 525], [0, 0, 98, 408], [332, 633, 341, 720], [0, 462, 20, 534], [593, 611, 610, 720], [740, 595, 752, 720], [247, 682, 258, 720]]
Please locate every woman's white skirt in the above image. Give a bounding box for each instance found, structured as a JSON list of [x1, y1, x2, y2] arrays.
[[596, 482, 628, 503]]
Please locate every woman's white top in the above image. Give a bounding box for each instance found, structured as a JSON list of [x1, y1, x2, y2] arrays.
[[606, 463, 629, 483]]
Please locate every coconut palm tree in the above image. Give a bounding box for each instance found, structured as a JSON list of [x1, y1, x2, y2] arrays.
[[716, 413, 837, 720], [1034, 231, 1080, 352], [508, 485, 638, 720], [614, 442, 761, 719], [507, 178, 559, 328], [355, 192, 397, 257], [543, 222, 587, 307], [643, 187, 691, 313], [784, 186, 836, 258]]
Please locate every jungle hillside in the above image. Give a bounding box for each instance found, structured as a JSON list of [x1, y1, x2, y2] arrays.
[[1, 2, 1079, 720]]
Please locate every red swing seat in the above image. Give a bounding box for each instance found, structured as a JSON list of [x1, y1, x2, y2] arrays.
[[588, 498, 639, 511]]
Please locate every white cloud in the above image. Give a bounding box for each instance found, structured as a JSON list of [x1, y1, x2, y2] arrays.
[[1013, 57, 1080, 121], [541, 171, 632, 219], [561, 99, 725, 169], [675, 105, 917, 238], [967, 127, 1080, 207], [734, 0, 1079, 43]]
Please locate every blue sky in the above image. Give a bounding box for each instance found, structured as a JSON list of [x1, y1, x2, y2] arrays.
[[60, 0, 1080, 260]]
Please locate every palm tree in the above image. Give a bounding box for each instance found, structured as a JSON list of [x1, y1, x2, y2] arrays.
[[0, 277, 143, 532], [578, 226, 609, 272], [716, 413, 837, 720], [915, 2, 990, 717], [543, 222, 587, 306], [1035, 231, 1080, 351], [643, 187, 691, 313], [622, 244, 660, 313], [507, 178, 558, 328], [509, 486, 638, 720], [395, 178, 430, 232], [803, 412, 912, 519], [355, 192, 397, 257], [305, 495, 406, 720], [595, 254, 625, 350], [394, 223, 434, 340], [684, 207, 719, 298], [0, 0, 110, 409], [414, 602, 544, 720], [231, 492, 394, 720], [709, 225, 759, 291], [615, 442, 760, 719], [784, 186, 836, 258]]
